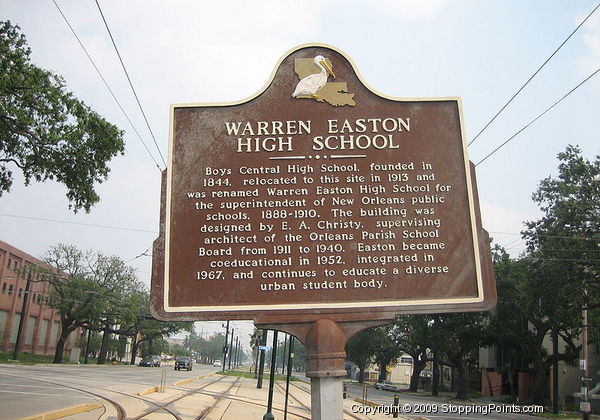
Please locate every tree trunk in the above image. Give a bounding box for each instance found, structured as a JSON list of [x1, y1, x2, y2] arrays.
[[97, 326, 110, 365], [532, 356, 549, 405], [253, 349, 259, 378], [455, 358, 468, 400], [409, 359, 427, 392], [130, 335, 138, 365], [358, 366, 366, 383], [378, 361, 387, 382], [53, 328, 73, 364], [532, 330, 550, 405], [432, 350, 440, 396]]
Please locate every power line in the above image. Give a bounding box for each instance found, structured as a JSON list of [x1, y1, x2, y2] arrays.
[[0, 213, 157, 234], [489, 231, 600, 241], [468, 2, 600, 147], [51, 0, 163, 172], [475, 66, 600, 167], [94, 0, 167, 168], [126, 246, 152, 263]]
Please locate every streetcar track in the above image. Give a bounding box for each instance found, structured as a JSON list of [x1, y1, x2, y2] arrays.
[[195, 376, 243, 419], [132, 375, 228, 420], [194, 377, 312, 420]]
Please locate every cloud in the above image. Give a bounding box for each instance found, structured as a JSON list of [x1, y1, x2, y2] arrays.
[[575, 8, 600, 80], [480, 202, 540, 257], [371, 0, 445, 20]]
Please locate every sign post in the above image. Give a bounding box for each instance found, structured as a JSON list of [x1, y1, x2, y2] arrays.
[[152, 44, 496, 420]]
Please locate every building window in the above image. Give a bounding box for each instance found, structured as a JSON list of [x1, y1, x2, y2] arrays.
[[7, 258, 12, 269], [1, 282, 6, 294], [18, 288, 22, 298], [8, 284, 13, 295], [400, 357, 413, 364]]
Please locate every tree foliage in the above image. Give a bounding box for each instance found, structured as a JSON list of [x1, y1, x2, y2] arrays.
[[372, 326, 402, 382], [345, 328, 379, 382], [41, 243, 138, 363], [485, 146, 599, 404], [0, 20, 124, 212], [390, 315, 433, 392]]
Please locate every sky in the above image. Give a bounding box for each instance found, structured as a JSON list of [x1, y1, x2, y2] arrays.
[[1, 0, 599, 347]]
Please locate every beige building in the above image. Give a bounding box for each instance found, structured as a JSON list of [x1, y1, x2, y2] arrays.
[[480, 335, 599, 407]]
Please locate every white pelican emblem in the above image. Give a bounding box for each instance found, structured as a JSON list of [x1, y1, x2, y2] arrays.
[[292, 55, 336, 100]]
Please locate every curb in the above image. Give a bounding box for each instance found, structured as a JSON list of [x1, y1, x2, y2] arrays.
[[138, 386, 160, 395], [18, 402, 102, 420], [173, 378, 194, 386], [137, 373, 210, 396]]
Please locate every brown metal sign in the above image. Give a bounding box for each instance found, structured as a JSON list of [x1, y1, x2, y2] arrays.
[[151, 44, 496, 322]]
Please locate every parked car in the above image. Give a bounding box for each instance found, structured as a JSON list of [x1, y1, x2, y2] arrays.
[[174, 356, 193, 371], [139, 355, 161, 367], [213, 360, 222, 367], [374, 380, 401, 392]]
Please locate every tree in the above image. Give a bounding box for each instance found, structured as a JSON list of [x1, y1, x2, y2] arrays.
[[484, 246, 536, 399], [249, 328, 262, 375], [390, 315, 433, 392], [0, 21, 124, 212], [431, 313, 487, 400], [513, 145, 599, 403], [41, 244, 137, 363], [345, 328, 379, 383], [372, 326, 402, 382]]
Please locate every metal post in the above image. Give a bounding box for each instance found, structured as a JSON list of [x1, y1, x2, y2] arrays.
[[393, 393, 400, 418], [263, 330, 278, 420], [222, 321, 229, 372], [281, 334, 288, 373], [257, 330, 267, 389], [284, 336, 294, 420], [12, 270, 32, 361]]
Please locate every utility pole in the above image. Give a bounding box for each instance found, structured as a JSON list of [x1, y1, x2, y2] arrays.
[[234, 336, 240, 368], [12, 268, 33, 361], [228, 329, 234, 370], [582, 304, 590, 420], [257, 330, 267, 389], [222, 321, 229, 372], [553, 325, 559, 415]]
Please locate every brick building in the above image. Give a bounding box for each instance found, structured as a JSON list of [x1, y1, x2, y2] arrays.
[[0, 240, 82, 356]]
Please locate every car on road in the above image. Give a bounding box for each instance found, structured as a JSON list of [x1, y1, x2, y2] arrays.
[[374, 380, 401, 392], [174, 356, 193, 371], [139, 355, 161, 367], [213, 360, 222, 367]]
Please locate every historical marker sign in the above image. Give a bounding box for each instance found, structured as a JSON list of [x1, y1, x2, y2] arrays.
[[151, 44, 496, 322]]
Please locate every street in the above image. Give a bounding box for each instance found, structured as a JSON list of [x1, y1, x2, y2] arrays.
[[0, 364, 550, 420]]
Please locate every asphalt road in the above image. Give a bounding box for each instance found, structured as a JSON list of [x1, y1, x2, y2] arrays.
[[0, 362, 216, 420], [0, 364, 548, 420]]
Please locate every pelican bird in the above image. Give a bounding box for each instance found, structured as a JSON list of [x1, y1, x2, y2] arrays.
[[292, 55, 336, 99]]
